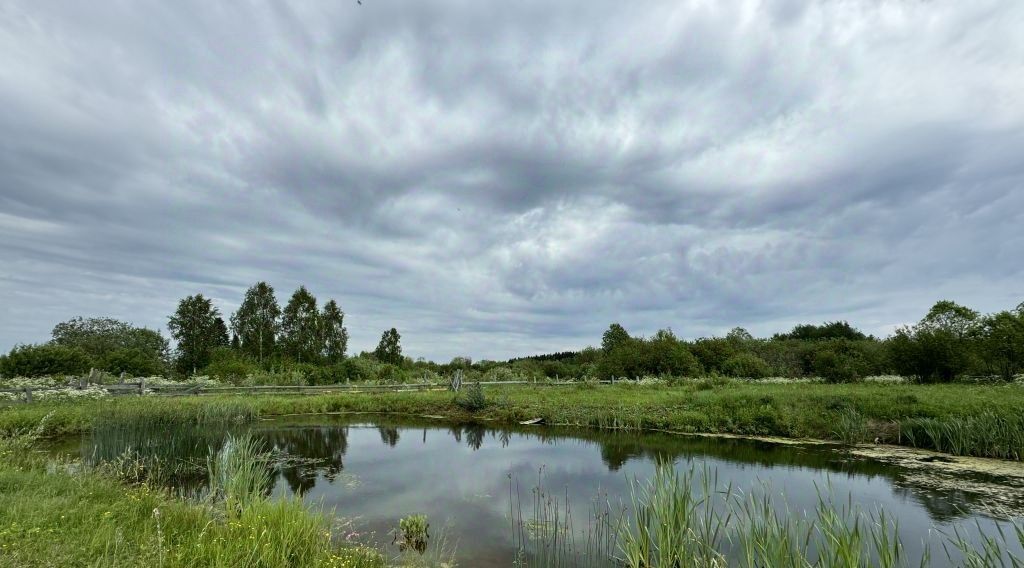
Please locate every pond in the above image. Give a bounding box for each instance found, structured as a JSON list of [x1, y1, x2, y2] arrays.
[[72, 414, 1024, 566]]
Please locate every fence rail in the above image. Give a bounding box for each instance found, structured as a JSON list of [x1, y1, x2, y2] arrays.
[[0, 378, 613, 403]]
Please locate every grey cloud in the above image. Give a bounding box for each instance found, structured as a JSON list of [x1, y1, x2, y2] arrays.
[[2, 0, 1023, 360]]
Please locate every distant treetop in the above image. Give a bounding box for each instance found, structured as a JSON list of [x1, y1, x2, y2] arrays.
[[773, 321, 868, 341]]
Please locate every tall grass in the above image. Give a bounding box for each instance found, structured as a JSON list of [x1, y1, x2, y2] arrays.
[[831, 408, 870, 445], [206, 434, 273, 507], [85, 401, 255, 486], [900, 411, 1024, 460], [617, 466, 727, 567], [4, 382, 1024, 460], [943, 520, 1024, 567], [511, 468, 622, 567], [0, 413, 385, 567], [513, 463, 1024, 568]]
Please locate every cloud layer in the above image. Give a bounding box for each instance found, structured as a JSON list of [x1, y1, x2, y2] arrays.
[[2, 0, 1023, 360]]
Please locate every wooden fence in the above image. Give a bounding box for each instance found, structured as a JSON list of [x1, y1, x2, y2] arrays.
[[0, 378, 613, 403]]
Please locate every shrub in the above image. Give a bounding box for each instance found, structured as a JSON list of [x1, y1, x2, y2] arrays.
[[812, 349, 860, 383], [454, 381, 488, 411], [721, 353, 770, 379], [301, 363, 346, 385], [341, 357, 377, 382], [396, 514, 430, 553], [692, 373, 732, 390], [376, 363, 408, 384], [204, 348, 257, 384], [689, 338, 737, 375], [484, 366, 518, 382], [100, 347, 165, 377], [0, 344, 91, 377]]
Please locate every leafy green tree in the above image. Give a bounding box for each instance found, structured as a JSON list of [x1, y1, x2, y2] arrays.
[[810, 340, 871, 383], [978, 311, 1024, 381], [320, 299, 348, 363], [0, 344, 91, 377], [213, 317, 230, 348], [51, 316, 169, 367], [204, 347, 258, 384], [726, 327, 754, 344], [689, 337, 738, 375], [646, 329, 702, 377], [601, 323, 631, 353], [889, 300, 980, 383], [919, 300, 979, 339], [374, 328, 403, 365], [773, 321, 867, 341], [280, 286, 321, 363], [598, 332, 700, 379], [230, 282, 281, 364], [167, 294, 223, 374], [100, 348, 164, 377], [888, 326, 969, 383]]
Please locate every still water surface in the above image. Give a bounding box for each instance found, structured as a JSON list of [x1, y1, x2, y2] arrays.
[[80, 415, 1024, 566]]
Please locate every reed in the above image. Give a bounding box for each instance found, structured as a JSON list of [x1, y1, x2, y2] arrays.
[[511, 468, 622, 567], [513, 463, 1023, 568], [900, 411, 1024, 460], [206, 434, 273, 508], [831, 408, 869, 445]]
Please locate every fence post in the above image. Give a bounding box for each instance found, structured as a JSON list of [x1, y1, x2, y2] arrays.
[[23, 387, 33, 403], [139, 378, 146, 396]]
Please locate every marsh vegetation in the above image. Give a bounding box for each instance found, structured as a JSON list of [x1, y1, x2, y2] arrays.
[[5, 405, 1024, 566]]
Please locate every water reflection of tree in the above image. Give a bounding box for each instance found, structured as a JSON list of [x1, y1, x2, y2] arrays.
[[465, 425, 486, 450], [251, 418, 994, 524], [448, 425, 462, 443], [258, 426, 348, 495], [378, 426, 400, 447]]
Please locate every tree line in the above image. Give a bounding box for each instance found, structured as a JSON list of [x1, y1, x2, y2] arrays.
[[2, 295, 1022, 384], [0, 282, 402, 380]]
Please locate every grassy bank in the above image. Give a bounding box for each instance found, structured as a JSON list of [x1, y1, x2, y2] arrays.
[[0, 412, 384, 568], [3, 381, 1024, 459], [3, 383, 1024, 566]]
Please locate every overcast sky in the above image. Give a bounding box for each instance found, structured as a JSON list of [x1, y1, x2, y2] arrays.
[[1, 1, 1022, 361]]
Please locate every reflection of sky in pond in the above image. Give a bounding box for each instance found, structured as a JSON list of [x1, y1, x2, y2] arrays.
[[246, 418, 1024, 566], [74, 416, 1022, 566]]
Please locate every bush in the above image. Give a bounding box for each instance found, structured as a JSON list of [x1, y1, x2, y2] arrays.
[[721, 353, 771, 379], [483, 366, 518, 382], [454, 382, 488, 411], [810, 340, 878, 383], [813, 349, 860, 383], [341, 357, 377, 382], [691, 373, 732, 390], [0, 344, 92, 377], [301, 363, 346, 385], [100, 348, 165, 377], [376, 363, 408, 384], [204, 348, 257, 384], [689, 338, 737, 375]]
